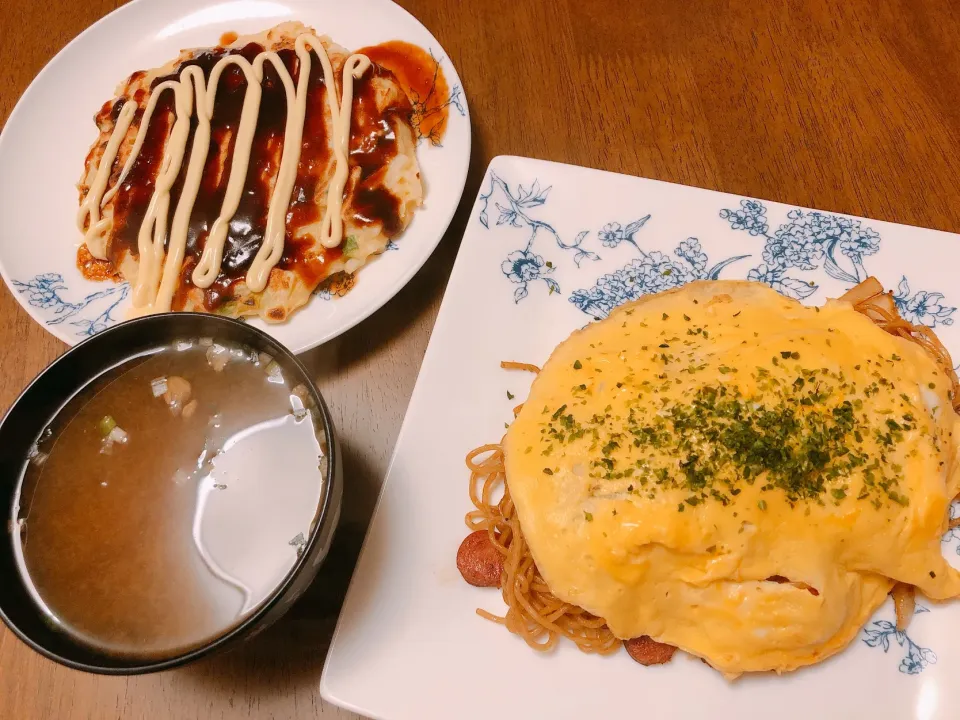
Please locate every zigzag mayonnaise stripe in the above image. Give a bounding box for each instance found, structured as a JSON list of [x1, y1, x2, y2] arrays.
[[77, 34, 369, 316]]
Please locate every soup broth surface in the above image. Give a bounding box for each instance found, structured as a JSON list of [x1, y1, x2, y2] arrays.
[[12, 341, 326, 659]]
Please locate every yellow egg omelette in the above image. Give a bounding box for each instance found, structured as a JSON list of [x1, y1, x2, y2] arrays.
[[503, 280, 960, 675]]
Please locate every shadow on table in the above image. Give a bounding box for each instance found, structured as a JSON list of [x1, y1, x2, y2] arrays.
[[299, 123, 489, 376], [180, 125, 488, 699], [178, 436, 373, 695]]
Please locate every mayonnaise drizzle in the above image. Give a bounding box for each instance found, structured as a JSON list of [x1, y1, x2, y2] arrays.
[[77, 100, 136, 259], [188, 56, 264, 293], [76, 34, 370, 314], [155, 68, 210, 313], [297, 36, 371, 253]]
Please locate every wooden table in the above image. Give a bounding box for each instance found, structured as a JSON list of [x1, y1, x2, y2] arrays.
[[3, 0, 960, 717]]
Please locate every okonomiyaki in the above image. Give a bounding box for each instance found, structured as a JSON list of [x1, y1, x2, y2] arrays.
[[76, 22, 423, 322]]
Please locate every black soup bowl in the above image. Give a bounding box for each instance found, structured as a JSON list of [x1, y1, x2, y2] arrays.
[[0, 313, 341, 674]]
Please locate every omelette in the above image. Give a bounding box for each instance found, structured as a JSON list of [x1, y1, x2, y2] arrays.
[[474, 280, 960, 676], [76, 22, 423, 322]]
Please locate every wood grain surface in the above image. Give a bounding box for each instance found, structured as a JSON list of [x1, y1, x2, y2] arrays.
[[3, 0, 960, 717]]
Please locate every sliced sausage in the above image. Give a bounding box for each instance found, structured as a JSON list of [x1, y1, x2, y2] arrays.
[[457, 530, 504, 588], [624, 635, 677, 666]]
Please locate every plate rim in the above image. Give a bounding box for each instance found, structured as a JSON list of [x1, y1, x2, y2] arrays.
[[320, 155, 513, 714]]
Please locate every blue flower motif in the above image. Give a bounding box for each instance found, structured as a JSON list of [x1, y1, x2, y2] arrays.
[[782, 210, 879, 256], [637, 251, 688, 290], [908, 291, 954, 325], [15, 272, 68, 309], [900, 644, 939, 675], [479, 172, 600, 302], [720, 199, 768, 235], [484, 186, 958, 334], [745, 263, 817, 300], [862, 607, 937, 675], [12, 272, 129, 337], [599, 222, 624, 248], [746, 263, 780, 285], [894, 276, 956, 327], [596, 217, 650, 252], [569, 271, 636, 320], [502, 250, 548, 284], [839, 226, 880, 259], [764, 221, 825, 271], [676, 237, 707, 275], [721, 200, 914, 295]]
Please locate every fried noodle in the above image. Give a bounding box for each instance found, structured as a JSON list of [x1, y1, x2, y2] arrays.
[[838, 277, 960, 410], [465, 444, 620, 654]]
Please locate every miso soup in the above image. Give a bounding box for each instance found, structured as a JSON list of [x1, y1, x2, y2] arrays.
[[10, 340, 328, 660]]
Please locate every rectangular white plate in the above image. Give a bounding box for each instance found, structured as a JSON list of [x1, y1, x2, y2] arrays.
[[321, 155, 960, 720]]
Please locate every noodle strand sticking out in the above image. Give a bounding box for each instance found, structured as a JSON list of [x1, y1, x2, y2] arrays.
[[891, 583, 916, 632], [839, 277, 960, 409], [464, 445, 620, 654], [500, 361, 541, 374]]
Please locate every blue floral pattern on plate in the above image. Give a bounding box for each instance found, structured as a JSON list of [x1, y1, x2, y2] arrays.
[[721, 200, 878, 299], [569, 237, 749, 320], [944, 502, 960, 556], [478, 171, 600, 303], [476, 167, 960, 676], [478, 176, 957, 332], [893, 276, 956, 327], [410, 50, 466, 147], [863, 605, 937, 675], [12, 273, 129, 337], [720, 200, 958, 325], [15, 237, 404, 325]]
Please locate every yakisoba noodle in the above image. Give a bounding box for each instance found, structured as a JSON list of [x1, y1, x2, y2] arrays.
[[499, 361, 541, 374], [464, 278, 960, 654], [841, 277, 960, 410], [841, 277, 960, 630], [465, 444, 620, 654]]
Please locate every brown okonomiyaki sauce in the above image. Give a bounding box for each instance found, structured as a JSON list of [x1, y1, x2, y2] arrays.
[[11, 342, 328, 660], [78, 38, 432, 313], [357, 40, 452, 144]]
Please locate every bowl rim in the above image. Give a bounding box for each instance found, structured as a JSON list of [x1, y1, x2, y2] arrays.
[[0, 312, 339, 675]]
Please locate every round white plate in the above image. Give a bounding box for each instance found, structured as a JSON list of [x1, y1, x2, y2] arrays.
[[0, 0, 470, 354]]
